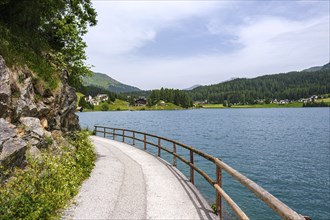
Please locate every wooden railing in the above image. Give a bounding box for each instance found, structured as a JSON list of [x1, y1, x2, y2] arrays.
[[94, 126, 309, 220]]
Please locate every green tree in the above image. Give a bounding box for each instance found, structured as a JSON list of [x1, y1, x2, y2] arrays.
[[78, 97, 92, 109], [78, 97, 85, 107], [100, 102, 109, 111], [128, 96, 135, 106], [146, 88, 192, 108], [0, 0, 97, 88]]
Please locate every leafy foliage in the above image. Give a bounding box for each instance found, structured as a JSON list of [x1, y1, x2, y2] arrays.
[[188, 69, 330, 104], [78, 96, 93, 110], [147, 88, 193, 108], [0, 0, 97, 88], [100, 102, 109, 111], [0, 130, 96, 219]]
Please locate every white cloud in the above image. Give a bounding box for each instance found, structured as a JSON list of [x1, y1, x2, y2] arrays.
[[207, 17, 237, 36], [85, 1, 221, 57], [234, 16, 329, 73], [85, 2, 329, 90]]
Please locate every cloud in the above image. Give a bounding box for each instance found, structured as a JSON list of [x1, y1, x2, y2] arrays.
[[234, 16, 329, 73], [85, 1, 329, 90], [85, 1, 221, 58]]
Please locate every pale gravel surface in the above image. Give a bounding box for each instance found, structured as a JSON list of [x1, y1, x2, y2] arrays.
[[62, 136, 217, 220]]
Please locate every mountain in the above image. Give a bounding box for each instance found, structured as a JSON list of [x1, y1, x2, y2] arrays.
[[302, 62, 329, 72], [321, 62, 330, 70], [184, 84, 202, 90], [188, 65, 330, 104], [302, 66, 323, 72], [83, 72, 141, 93]]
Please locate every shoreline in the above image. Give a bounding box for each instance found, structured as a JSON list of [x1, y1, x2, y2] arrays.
[[77, 105, 330, 113]]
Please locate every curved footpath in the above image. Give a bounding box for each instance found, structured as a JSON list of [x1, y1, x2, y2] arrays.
[[62, 136, 217, 220]]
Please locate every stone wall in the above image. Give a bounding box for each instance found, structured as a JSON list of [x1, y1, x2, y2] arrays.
[[0, 55, 80, 169]]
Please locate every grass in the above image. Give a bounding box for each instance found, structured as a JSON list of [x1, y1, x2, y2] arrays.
[[110, 99, 130, 111], [92, 99, 130, 111], [148, 102, 183, 110], [316, 98, 330, 104], [202, 104, 224, 108], [0, 130, 96, 219]]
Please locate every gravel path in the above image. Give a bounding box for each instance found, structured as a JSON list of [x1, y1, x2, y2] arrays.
[[62, 136, 217, 220]]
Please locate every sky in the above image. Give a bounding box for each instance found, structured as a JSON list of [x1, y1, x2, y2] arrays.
[[84, 0, 330, 90]]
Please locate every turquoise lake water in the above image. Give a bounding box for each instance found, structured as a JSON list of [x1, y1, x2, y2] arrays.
[[77, 108, 330, 220]]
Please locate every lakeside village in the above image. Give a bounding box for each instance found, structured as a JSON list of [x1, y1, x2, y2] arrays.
[[77, 93, 326, 112], [77, 94, 167, 112], [239, 95, 320, 105]]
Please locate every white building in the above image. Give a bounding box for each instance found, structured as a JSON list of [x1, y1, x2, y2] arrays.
[[96, 94, 109, 102]]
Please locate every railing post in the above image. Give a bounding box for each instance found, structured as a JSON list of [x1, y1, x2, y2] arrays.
[[158, 138, 161, 157], [94, 126, 97, 135], [216, 165, 222, 219], [144, 134, 146, 150], [173, 142, 177, 167], [122, 130, 125, 142], [190, 151, 194, 184], [133, 131, 135, 145], [103, 127, 106, 138], [113, 128, 115, 140]]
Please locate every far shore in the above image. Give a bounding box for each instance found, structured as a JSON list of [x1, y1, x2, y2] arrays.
[[77, 97, 330, 112], [77, 102, 330, 112]]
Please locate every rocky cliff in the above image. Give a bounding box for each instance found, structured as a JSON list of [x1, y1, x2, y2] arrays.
[[0, 55, 80, 169]]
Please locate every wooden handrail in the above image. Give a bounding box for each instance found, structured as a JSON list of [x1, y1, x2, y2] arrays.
[[94, 125, 308, 220]]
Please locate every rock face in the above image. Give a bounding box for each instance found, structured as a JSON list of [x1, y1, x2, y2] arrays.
[[0, 56, 11, 119], [0, 119, 26, 168], [0, 55, 80, 169]]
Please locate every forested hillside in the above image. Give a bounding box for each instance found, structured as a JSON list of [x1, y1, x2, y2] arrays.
[[83, 72, 141, 93], [188, 67, 330, 104], [147, 88, 193, 108]]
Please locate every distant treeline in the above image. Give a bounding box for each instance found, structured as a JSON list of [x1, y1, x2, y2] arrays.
[[147, 88, 193, 108], [187, 70, 330, 104]]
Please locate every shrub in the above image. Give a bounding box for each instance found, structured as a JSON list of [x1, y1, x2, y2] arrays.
[[211, 203, 217, 213], [0, 130, 96, 219], [100, 102, 109, 111]]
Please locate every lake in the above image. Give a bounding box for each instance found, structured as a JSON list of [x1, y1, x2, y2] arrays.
[[77, 108, 329, 220]]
